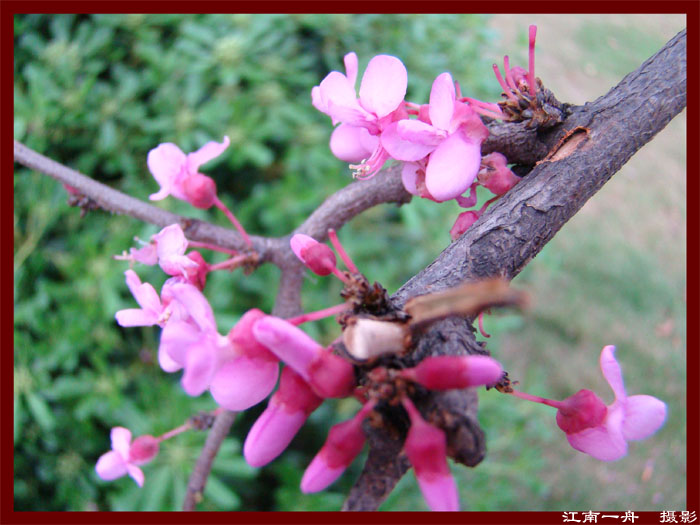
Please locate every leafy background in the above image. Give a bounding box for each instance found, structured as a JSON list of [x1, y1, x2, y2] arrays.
[[13, 13, 686, 511]]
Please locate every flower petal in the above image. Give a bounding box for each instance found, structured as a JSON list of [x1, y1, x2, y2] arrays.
[[147, 143, 187, 200], [381, 121, 439, 162], [300, 455, 345, 493], [168, 284, 217, 334], [425, 134, 481, 202], [209, 355, 279, 411], [622, 394, 667, 441], [358, 55, 407, 118], [110, 427, 132, 459], [243, 400, 308, 467], [126, 464, 145, 487], [95, 451, 128, 481], [329, 124, 377, 163], [185, 136, 230, 173], [115, 308, 160, 327], [416, 471, 460, 512], [401, 162, 421, 196], [343, 52, 358, 88], [600, 345, 627, 402], [319, 71, 370, 125], [124, 270, 162, 314], [566, 406, 627, 461], [159, 320, 202, 369], [181, 340, 219, 396], [428, 72, 456, 131]]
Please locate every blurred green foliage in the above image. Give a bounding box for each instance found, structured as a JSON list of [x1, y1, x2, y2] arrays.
[[14, 13, 500, 511]]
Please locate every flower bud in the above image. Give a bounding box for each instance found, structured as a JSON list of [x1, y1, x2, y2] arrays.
[[128, 435, 160, 465], [290, 234, 337, 276], [183, 173, 217, 209], [400, 355, 503, 390], [449, 210, 480, 240]]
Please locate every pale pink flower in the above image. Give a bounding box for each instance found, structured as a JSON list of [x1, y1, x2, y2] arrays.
[[312, 53, 408, 179], [151, 224, 200, 277], [115, 270, 167, 327], [95, 427, 159, 487], [402, 397, 459, 511], [558, 345, 667, 461], [148, 137, 230, 208], [244, 367, 323, 467], [383, 72, 488, 202]]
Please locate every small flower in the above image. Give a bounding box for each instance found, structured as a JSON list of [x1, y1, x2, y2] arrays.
[[115, 270, 166, 327], [558, 346, 668, 461], [477, 152, 520, 196], [383, 72, 489, 202], [402, 398, 459, 511], [147, 137, 230, 208], [290, 234, 338, 276], [313, 52, 408, 179], [95, 427, 159, 487], [244, 367, 323, 467]]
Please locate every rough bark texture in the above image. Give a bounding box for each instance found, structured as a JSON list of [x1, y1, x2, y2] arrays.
[[342, 29, 686, 511]]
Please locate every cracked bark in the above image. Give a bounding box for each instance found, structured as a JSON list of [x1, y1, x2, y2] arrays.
[[342, 29, 686, 511]]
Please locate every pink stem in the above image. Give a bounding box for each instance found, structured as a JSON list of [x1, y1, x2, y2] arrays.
[[207, 253, 252, 272], [503, 56, 518, 92], [528, 25, 537, 97], [187, 239, 239, 256], [157, 422, 192, 442], [331, 266, 351, 284], [213, 196, 252, 248], [509, 389, 563, 409], [328, 228, 359, 274], [286, 302, 351, 326], [492, 64, 518, 103]]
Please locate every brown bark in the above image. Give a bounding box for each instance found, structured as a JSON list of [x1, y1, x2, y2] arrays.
[[342, 29, 686, 511]]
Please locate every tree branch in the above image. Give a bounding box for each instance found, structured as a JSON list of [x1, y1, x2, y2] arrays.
[[343, 28, 687, 511]]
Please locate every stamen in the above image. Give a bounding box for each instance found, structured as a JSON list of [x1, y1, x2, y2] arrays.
[[464, 97, 506, 120], [477, 311, 491, 338], [328, 228, 360, 274], [528, 25, 537, 97], [492, 64, 518, 103], [503, 56, 518, 92]]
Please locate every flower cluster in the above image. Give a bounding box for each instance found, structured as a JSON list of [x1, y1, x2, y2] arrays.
[[310, 30, 543, 237]]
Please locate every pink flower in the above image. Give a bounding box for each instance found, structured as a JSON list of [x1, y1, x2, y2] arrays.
[[148, 137, 230, 208], [95, 427, 159, 487], [300, 401, 375, 493], [557, 345, 667, 461], [244, 367, 323, 467], [399, 355, 503, 390], [252, 315, 356, 398], [402, 398, 459, 511], [383, 72, 489, 202], [312, 53, 408, 179], [158, 289, 279, 410]]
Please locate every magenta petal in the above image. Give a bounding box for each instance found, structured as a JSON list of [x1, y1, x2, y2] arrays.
[[290, 234, 319, 263], [209, 356, 279, 411], [425, 134, 481, 202], [428, 72, 456, 131], [147, 143, 186, 200], [243, 402, 307, 467], [186, 136, 230, 173], [566, 407, 627, 461], [115, 308, 159, 327], [622, 394, 667, 441], [320, 71, 368, 125], [600, 345, 627, 401], [95, 451, 128, 481], [126, 464, 145, 487], [158, 342, 182, 373], [181, 340, 218, 396], [358, 55, 407, 118], [381, 121, 438, 162], [329, 124, 376, 163], [153, 224, 188, 257], [252, 316, 322, 381], [300, 455, 345, 493], [311, 85, 326, 113], [416, 472, 460, 511]]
